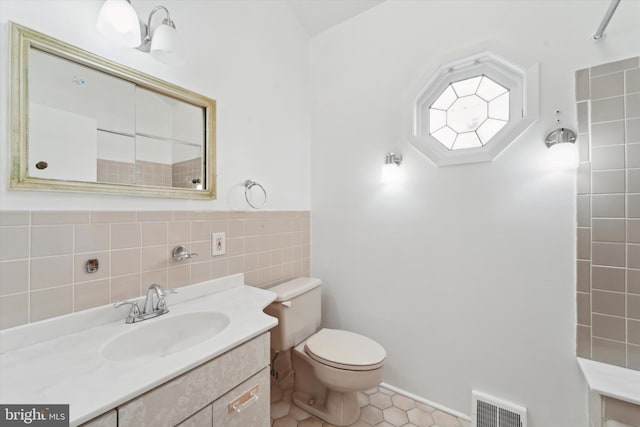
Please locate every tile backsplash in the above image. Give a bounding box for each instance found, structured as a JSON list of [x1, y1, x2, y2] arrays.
[[0, 210, 310, 330], [575, 56, 640, 370]]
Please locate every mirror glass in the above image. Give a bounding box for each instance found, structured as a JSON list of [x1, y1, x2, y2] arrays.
[[11, 22, 215, 199]]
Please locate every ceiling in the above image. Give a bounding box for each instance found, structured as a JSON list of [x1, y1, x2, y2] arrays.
[[286, 0, 385, 36]]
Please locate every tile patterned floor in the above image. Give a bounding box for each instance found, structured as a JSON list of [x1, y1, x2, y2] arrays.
[[270, 383, 471, 427]]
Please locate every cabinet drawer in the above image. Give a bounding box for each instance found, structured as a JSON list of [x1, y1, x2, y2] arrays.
[[176, 405, 212, 427], [118, 333, 269, 427], [175, 368, 269, 427], [210, 367, 269, 427]]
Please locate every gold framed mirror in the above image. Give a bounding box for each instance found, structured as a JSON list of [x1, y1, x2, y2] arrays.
[[10, 21, 216, 199]]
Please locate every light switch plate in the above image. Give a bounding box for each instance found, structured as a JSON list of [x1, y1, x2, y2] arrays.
[[212, 232, 226, 256]]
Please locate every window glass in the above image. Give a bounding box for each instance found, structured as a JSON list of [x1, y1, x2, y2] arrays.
[[429, 75, 509, 151]]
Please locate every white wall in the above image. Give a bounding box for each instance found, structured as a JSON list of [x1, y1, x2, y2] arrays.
[[0, 0, 310, 210], [310, 1, 640, 425]]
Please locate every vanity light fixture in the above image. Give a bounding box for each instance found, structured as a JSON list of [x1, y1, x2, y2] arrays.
[[140, 6, 184, 66], [381, 152, 403, 184], [545, 127, 579, 169], [96, 0, 184, 66], [96, 0, 141, 47]]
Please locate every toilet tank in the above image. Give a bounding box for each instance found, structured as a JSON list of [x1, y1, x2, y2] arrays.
[[264, 277, 322, 352]]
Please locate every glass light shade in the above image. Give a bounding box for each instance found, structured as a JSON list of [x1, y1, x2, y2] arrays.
[[380, 163, 401, 184], [150, 23, 185, 66], [96, 0, 141, 47], [548, 142, 579, 170]]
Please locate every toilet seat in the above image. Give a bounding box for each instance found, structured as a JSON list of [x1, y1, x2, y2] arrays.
[[304, 328, 386, 371]]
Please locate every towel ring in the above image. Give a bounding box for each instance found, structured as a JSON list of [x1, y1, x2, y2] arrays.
[[245, 180, 267, 209]]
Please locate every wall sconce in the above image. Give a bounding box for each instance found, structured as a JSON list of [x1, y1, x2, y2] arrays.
[[96, 0, 184, 66], [96, 0, 140, 47], [545, 128, 578, 169], [381, 152, 403, 183]]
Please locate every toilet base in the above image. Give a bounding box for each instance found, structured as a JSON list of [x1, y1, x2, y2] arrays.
[[292, 390, 360, 426]]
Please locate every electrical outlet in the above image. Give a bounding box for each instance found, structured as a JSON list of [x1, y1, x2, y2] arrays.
[[212, 232, 226, 256]]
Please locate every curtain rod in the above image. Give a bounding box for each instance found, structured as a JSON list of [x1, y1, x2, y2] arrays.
[[593, 0, 621, 40]]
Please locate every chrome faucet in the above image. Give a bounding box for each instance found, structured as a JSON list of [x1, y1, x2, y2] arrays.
[[114, 284, 177, 324], [143, 283, 167, 315], [172, 246, 198, 261]]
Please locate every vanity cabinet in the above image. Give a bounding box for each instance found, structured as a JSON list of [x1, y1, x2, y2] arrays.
[[81, 333, 270, 427]]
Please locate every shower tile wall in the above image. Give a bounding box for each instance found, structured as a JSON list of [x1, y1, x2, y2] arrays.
[[97, 159, 202, 188], [135, 161, 173, 187], [172, 158, 203, 189], [97, 160, 135, 184], [0, 210, 310, 330], [576, 56, 640, 370]]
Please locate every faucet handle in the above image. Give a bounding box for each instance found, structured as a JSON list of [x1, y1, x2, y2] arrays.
[[172, 246, 199, 261], [114, 300, 139, 311], [113, 300, 141, 323], [155, 288, 178, 312]]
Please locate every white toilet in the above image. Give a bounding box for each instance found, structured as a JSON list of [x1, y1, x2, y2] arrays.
[[265, 277, 386, 426]]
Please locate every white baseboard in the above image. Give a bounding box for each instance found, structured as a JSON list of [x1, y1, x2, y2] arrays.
[[380, 382, 471, 422]]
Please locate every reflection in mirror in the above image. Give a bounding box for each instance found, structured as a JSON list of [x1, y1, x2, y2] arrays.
[[11, 21, 215, 199], [133, 88, 204, 189], [29, 48, 136, 182], [28, 49, 205, 190]]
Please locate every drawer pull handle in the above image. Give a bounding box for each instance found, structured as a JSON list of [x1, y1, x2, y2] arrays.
[[228, 384, 259, 414]]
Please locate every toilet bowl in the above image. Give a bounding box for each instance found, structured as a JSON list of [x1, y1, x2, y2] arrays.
[[302, 328, 385, 392], [264, 277, 386, 426]]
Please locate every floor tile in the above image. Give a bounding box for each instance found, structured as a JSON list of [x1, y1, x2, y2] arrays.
[[432, 410, 462, 427], [370, 392, 393, 409], [290, 405, 312, 421], [271, 401, 291, 419], [392, 394, 416, 411], [273, 415, 299, 427], [407, 407, 435, 427], [378, 387, 395, 396], [361, 405, 384, 425], [383, 406, 409, 426], [416, 402, 437, 413], [298, 419, 323, 427], [270, 380, 468, 427]]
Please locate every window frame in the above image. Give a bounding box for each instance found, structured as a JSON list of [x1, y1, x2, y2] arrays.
[[411, 51, 538, 166]]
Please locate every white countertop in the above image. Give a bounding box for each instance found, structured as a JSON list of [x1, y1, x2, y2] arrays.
[[0, 274, 278, 426], [578, 357, 640, 405]]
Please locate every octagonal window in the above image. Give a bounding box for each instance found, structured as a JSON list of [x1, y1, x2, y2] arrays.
[[429, 75, 509, 150], [411, 50, 539, 166]]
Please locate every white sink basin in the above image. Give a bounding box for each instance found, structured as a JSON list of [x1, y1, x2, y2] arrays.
[[101, 312, 230, 362]]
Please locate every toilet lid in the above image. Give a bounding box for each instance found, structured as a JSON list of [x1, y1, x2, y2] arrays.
[[305, 328, 386, 371]]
